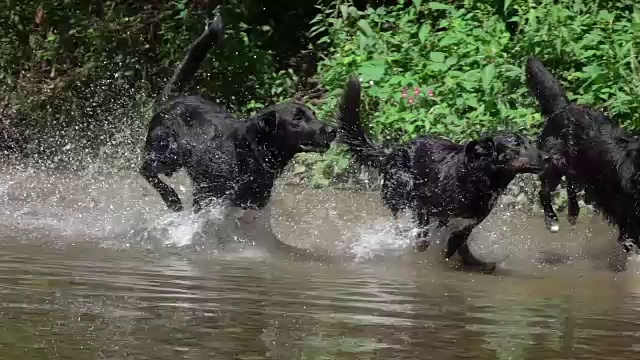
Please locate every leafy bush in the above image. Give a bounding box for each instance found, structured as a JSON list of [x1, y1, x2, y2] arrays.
[[0, 0, 306, 168], [2, 0, 640, 187], [302, 0, 640, 186]]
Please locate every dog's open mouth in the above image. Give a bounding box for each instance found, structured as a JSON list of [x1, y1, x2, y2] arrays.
[[523, 163, 545, 172], [511, 158, 545, 173], [299, 143, 331, 152]]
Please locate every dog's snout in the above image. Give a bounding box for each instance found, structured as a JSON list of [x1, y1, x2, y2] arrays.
[[327, 127, 337, 138], [542, 153, 552, 163]]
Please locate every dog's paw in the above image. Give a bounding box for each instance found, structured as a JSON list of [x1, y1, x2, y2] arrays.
[[478, 262, 498, 274], [622, 240, 640, 256], [544, 217, 560, 233], [461, 261, 497, 274], [415, 239, 430, 252], [167, 201, 184, 212], [567, 214, 578, 226]]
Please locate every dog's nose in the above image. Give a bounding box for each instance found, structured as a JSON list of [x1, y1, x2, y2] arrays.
[[542, 153, 552, 162]]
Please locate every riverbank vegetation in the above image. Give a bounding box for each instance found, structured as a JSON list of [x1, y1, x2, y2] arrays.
[[1, 1, 638, 191]]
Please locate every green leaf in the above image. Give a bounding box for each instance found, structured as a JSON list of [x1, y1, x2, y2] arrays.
[[337, 157, 350, 170], [357, 19, 375, 38], [427, 62, 449, 72], [465, 97, 480, 109], [387, 75, 404, 85], [430, 51, 446, 63], [428, 2, 450, 10], [444, 55, 458, 67], [501, 64, 521, 77], [418, 24, 430, 43], [414, 0, 423, 9], [339, 5, 348, 19], [439, 34, 458, 46], [482, 64, 496, 89], [359, 59, 386, 82], [504, 0, 512, 11], [584, 64, 601, 78]]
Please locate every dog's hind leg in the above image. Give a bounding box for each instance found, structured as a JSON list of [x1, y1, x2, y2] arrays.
[[566, 176, 580, 226], [140, 160, 183, 212], [445, 226, 496, 272], [539, 165, 562, 233], [457, 242, 497, 273]]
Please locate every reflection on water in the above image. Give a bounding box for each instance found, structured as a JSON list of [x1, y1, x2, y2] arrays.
[[1, 166, 639, 359]]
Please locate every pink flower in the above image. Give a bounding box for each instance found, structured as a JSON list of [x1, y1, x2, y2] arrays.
[[414, 87, 421, 95], [401, 87, 408, 98], [427, 89, 434, 97], [408, 98, 415, 105]]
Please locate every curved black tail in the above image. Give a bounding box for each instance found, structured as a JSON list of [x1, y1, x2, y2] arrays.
[[159, 15, 224, 104], [336, 77, 387, 168], [524, 56, 570, 118]]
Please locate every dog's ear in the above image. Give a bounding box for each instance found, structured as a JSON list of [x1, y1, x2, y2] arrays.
[[256, 109, 278, 133], [465, 137, 495, 160]]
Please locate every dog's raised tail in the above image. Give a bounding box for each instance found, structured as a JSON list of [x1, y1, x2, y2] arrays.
[[336, 77, 387, 168], [159, 15, 224, 104], [525, 56, 570, 118]]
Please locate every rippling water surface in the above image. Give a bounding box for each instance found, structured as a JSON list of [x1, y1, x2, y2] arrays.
[[1, 165, 639, 359]]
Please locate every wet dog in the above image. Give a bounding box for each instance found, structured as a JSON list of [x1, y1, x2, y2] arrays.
[[336, 77, 548, 271], [526, 56, 640, 264], [531, 60, 608, 235], [139, 15, 336, 213]]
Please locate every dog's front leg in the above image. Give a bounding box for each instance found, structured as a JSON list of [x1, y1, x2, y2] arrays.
[[539, 167, 562, 233], [566, 176, 580, 226], [139, 162, 184, 212], [413, 208, 431, 252], [444, 226, 472, 260]]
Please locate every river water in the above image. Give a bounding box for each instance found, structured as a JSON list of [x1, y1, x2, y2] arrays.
[[0, 165, 639, 359]]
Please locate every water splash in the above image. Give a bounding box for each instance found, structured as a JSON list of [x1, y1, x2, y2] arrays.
[[347, 220, 411, 260]]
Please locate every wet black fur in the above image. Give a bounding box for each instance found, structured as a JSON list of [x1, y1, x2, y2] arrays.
[[526, 56, 640, 258], [139, 15, 336, 212], [337, 77, 548, 270]]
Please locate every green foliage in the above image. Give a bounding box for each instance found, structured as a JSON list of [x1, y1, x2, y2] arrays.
[[0, 0, 300, 112], [1, 0, 640, 187], [0, 0, 307, 168], [302, 0, 640, 186]]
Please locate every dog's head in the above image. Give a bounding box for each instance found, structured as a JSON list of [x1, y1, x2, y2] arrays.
[[465, 132, 549, 174], [254, 101, 336, 153], [493, 132, 549, 173]]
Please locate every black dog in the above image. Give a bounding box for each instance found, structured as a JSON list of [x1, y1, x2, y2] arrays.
[[526, 56, 640, 259], [140, 15, 336, 213], [337, 78, 548, 270], [532, 60, 607, 234]]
